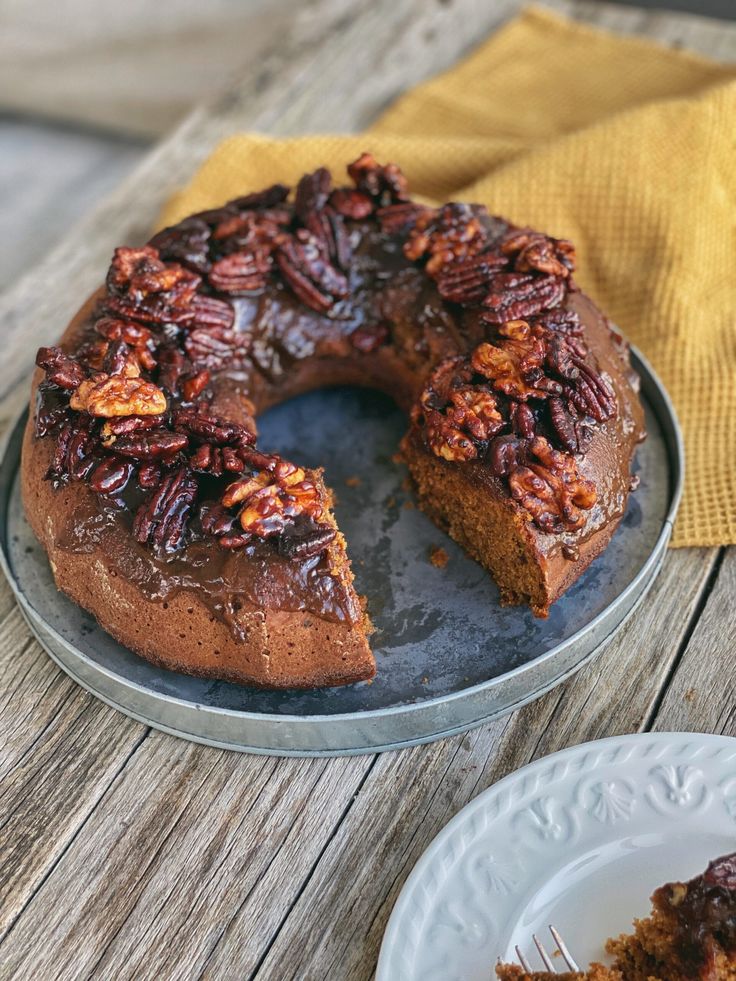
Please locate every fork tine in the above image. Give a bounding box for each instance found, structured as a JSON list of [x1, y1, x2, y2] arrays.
[[548, 925, 580, 972], [532, 934, 556, 971], [515, 945, 534, 972]]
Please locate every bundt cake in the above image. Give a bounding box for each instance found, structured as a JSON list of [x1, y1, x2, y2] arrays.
[[22, 154, 645, 689], [496, 852, 736, 980]]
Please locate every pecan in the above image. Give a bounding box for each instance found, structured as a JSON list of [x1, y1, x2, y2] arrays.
[[277, 515, 337, 559], [435, 251, 508, 305], [95, 317, 156, 371], [222, 461, 323, 539], [89, 456, 135, 494], [66, 427, 98, 481], [488, 434, 523, 477], [329, 188, 374, 220], [172, 407, 254, 447], [563, 361, 617, 422], [190, 443, 224, 476], [305, 208, 352, 271], [191, 294, 235, 329], [208, 251, 271, 293], [133, 468, 198, 552], [481, 272, 566, 325], [138, 463, 162, 489], [70, 374, 167, 417], [211, 209, 288, 252], [114, 432, 188, 461], [549, 397, 592, 454], [156, 344, 188, 395], [100, 415, 161, 448], [510, 401, 536, 439], [295, 168, 332, 223], [545, 334, 580, 380], [149, 217, 212, 274], [404, 203, 488, 277], [181, 369, 210, 402], [101, 339, 140, 378], [105, 246, 200, 325], [471, 321, 555, 400], [200, 501, 239, 537], [36, 347, 85, 390], [534, 308, 582, 336], [377, 202, 433, 234], [416, 357, 505, 462], [508, 436, 596, 532], [347, 152, 409, 204], [501, 229, 575, 278], [184, 324, 251, 371], [275, 229, 349, 315]]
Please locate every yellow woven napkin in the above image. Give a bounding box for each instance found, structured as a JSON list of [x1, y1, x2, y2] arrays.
[[160, 6, 736, 548]]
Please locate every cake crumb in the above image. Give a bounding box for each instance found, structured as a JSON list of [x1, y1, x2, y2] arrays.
[[421, 676, 429, 684], [385, 496, 396, 509], [429, 545, 449, 569], [403, 499, 415, 510], [345, 475, 361, 488], [684, 687, 697, 703]]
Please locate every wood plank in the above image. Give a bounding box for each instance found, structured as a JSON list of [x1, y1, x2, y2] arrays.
[[221, 549, 717, 980], [652, 546, 735, 735], [0, 733, 373, 981]]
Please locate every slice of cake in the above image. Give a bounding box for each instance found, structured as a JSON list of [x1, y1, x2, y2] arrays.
[[496, 852, 736, 981]]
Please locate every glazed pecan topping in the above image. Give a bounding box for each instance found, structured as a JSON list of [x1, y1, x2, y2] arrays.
[[295, 168, 331, 223], [404, 203, 488, 276], [501, 228, 575, 278], [70, 374, 167, 417], [208, 251, 271, 293], [132, 468, 198, 552], [114, 432, 188, 461], [481, 272, 567, 325], [435, 251, 508, 305], [105, 246, 200, 325], [414, 358, 504, 462], [89, 456, 135, 495], [95, 318, 157, 371], [347, 152, 409, 205], [149, 217, 212, 275], [508, 436, 596, 532], [376, 202, 433, 234], [222, 460, 324, 539], [329, 188, 374, 220], [471, 320, 559, 400], [275, 229, 349, 315], [36, 347, 86, 390], [34, 155, 617, 555]]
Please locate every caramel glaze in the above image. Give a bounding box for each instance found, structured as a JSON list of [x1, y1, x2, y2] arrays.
[[32, 213, 645, 638]]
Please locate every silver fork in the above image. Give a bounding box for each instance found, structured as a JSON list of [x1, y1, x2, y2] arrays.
[[510, 924, 580, 973]]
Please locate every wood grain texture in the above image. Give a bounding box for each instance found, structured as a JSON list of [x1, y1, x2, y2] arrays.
[[0, 2, 733, 980]]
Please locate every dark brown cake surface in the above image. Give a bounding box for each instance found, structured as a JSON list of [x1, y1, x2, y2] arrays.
[[22, 153, 645, 688]]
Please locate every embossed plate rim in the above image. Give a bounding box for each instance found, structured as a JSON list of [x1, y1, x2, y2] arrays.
[[0, 346, 683, 755], [377, 731, 736, 980]]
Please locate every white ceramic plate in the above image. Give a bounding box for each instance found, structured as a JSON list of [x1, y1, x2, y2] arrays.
[[377, 732, 736, 980]]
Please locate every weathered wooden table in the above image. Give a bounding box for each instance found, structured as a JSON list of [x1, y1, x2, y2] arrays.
[[1, 2, 734, 978]]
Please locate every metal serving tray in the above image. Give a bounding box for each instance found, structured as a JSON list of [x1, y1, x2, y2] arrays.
[[0, 348, 682, 756]]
